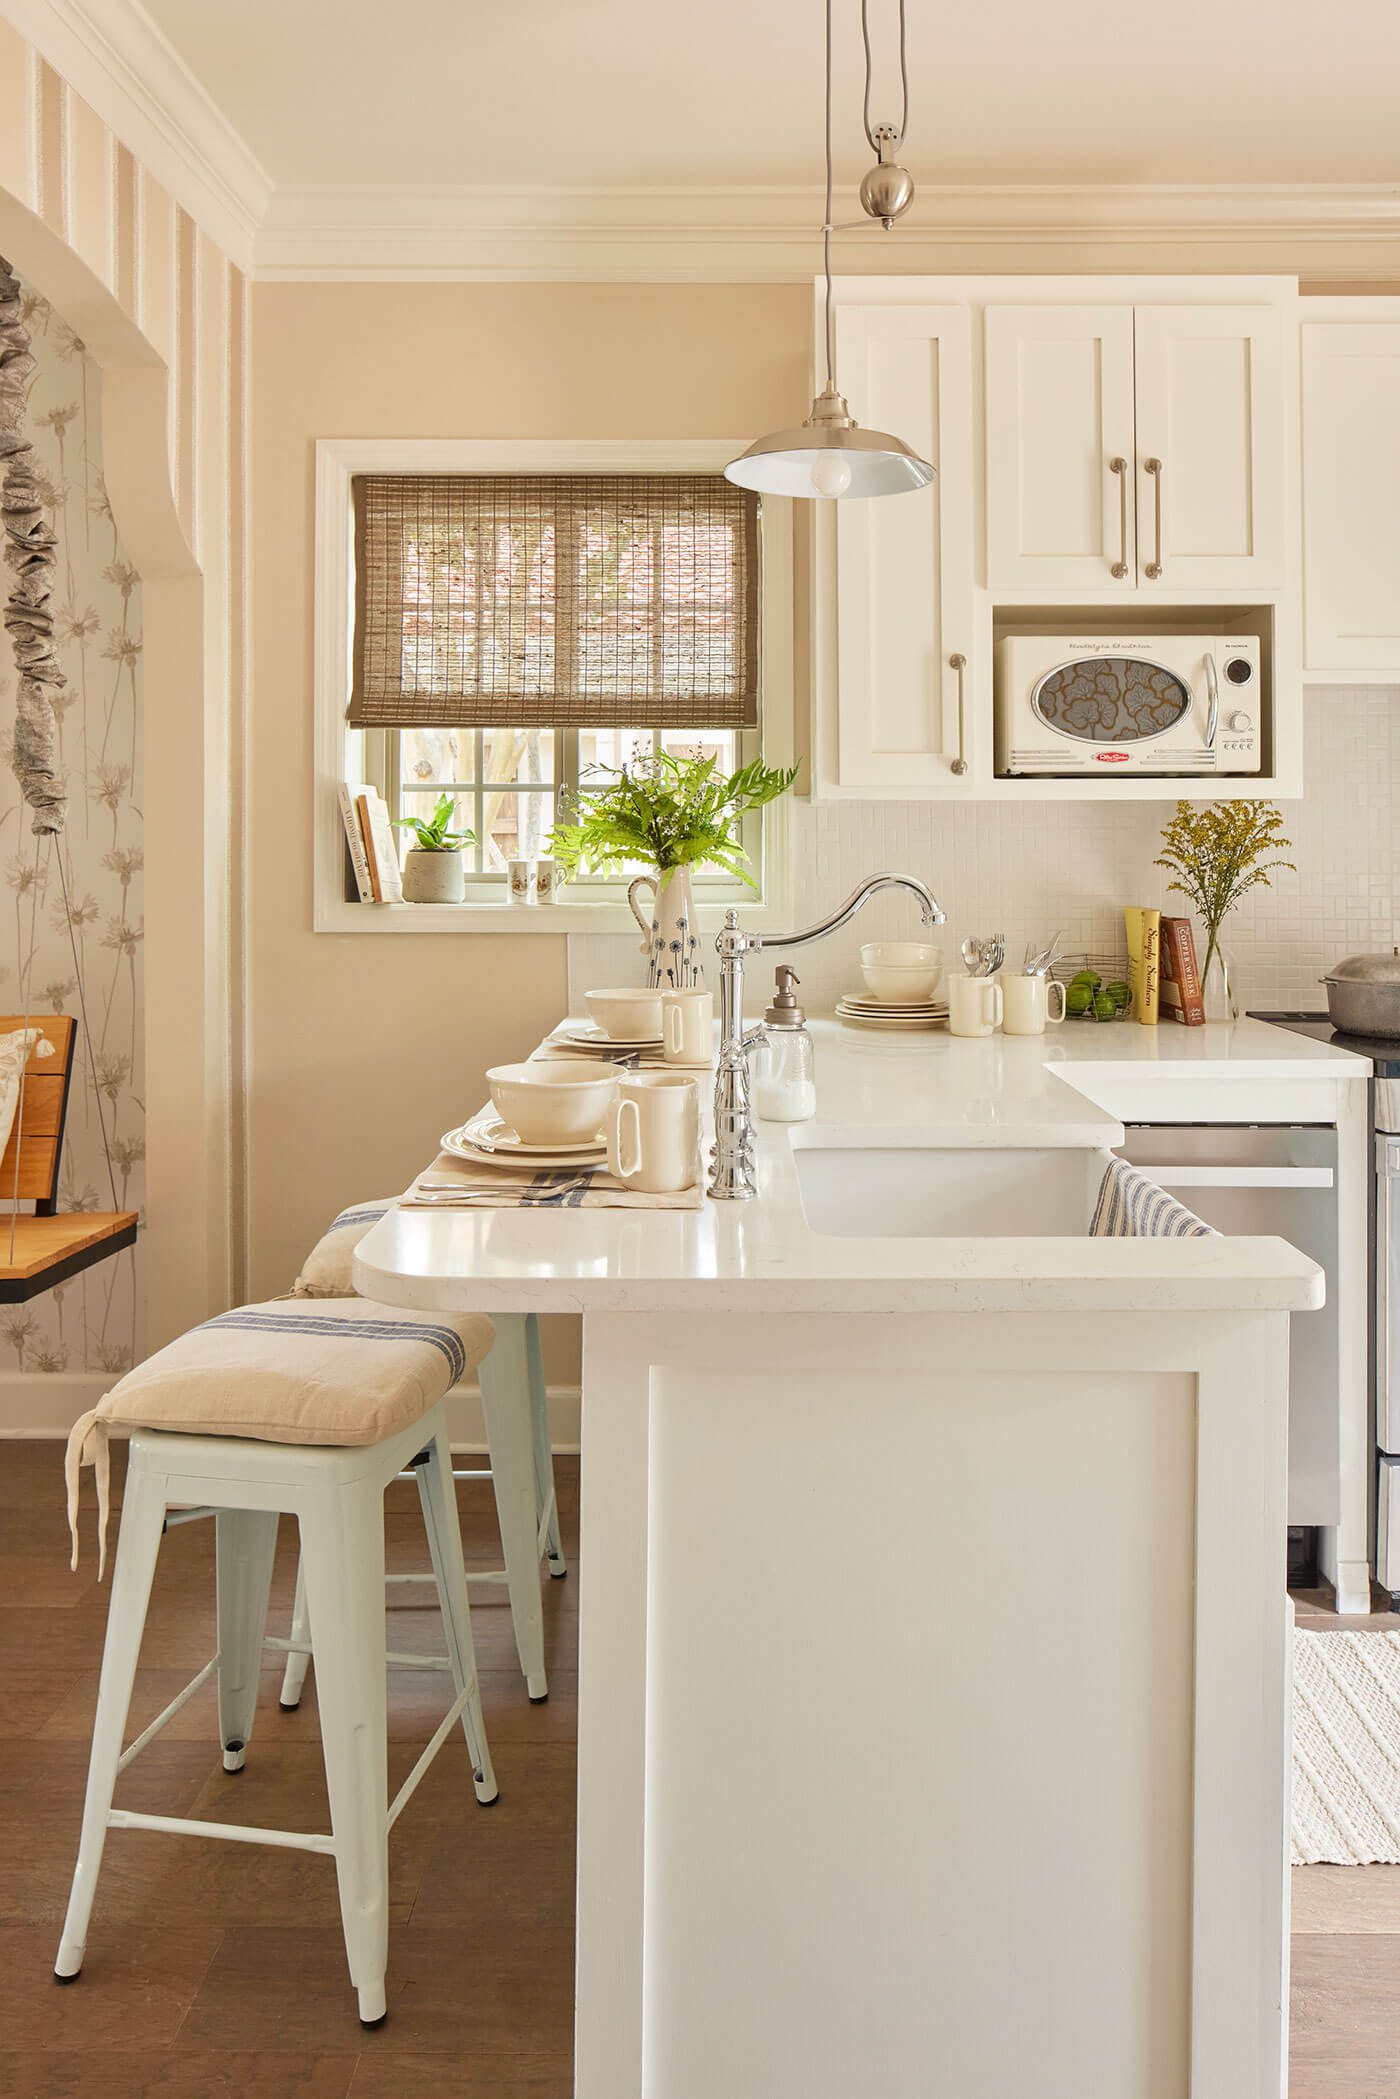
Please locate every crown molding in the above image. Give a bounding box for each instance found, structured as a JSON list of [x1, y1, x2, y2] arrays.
[[254, 181, 1400, 284], [2, 0, 271, 266]]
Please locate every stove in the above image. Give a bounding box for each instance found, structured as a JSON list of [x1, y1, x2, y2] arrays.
[[1249, 1009, 1400, 1076]]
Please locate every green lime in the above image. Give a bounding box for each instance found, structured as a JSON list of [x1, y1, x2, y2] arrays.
[[1065, 984, 1093, 1015], [1093, 992, 1117, 1022], [1107, 981, 1131, 1009]]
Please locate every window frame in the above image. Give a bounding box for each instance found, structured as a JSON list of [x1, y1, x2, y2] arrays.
[[313, 440, 794, 934]]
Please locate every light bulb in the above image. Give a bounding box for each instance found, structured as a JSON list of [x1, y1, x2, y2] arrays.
[[810, 452, 853, 498]]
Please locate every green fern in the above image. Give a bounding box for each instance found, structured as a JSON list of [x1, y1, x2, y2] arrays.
[[549, 750, 799, 891]]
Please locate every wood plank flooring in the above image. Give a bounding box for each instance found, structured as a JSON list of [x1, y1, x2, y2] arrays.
[[0, 1440, 577, 2097], [3, 1441, 1399, 2094]]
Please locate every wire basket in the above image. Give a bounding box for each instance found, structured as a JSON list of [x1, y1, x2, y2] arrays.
[[1051, 952, 1136, 1023]]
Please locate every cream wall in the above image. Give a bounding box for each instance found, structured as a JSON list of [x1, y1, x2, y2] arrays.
[[247, 282, 808, 1379]]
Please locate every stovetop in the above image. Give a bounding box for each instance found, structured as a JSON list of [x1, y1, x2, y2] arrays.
[[1249, 1009, 1400, 1074]]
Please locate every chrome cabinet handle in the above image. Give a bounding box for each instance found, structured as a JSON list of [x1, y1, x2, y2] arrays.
[[948, 653, 968, 775], [1144, 457, 1163, 579], [1109, 456, 1129, 579], [1203, 651, 1219, 749]]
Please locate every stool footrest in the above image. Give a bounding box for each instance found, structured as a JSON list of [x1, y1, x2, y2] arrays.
[[387, 1677, 478, 1830], [108, 1807, 336, 1855], [387, 1569, 510, 1588], [116, 1657, 219, 1775]]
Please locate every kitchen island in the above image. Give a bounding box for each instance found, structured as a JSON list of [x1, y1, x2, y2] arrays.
[[356, 1018, 1359, 2099]]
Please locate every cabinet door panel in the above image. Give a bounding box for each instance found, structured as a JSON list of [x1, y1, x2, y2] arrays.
[[984, 305, 1136, 592], [834, 303, 973, 789], [1133, 306, 1287, 592], [1302, 321, 1400, 674]]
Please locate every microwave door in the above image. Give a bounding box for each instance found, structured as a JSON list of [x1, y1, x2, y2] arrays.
[[1030, 654, 1194, 764]]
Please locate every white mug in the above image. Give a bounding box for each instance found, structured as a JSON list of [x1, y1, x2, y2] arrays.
[[533, 857, 558, 906], [1001, 975, 1068, 1036], [508, 857, 533, 905], [662, 988, 714, 1066], [948, 972, 1004, 1038], [606, 1072, 699, 1193]]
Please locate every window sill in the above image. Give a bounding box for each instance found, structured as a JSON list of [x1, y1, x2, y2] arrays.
[[314, 896, 786, 936]]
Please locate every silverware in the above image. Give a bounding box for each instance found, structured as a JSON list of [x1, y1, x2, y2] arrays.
[[960, 936, 984, 975], [961, 934, 1004, 977], [1023, 932, 1062, 977]]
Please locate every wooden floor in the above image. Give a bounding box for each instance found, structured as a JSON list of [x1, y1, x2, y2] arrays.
[[0, 1440, 578, 2097], [2, 1443, 1399, 2096]]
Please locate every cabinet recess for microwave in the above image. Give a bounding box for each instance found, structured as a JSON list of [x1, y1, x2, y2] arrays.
[[991, 604, 1277, 785]]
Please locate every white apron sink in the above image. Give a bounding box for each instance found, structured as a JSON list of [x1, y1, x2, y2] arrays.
[[791, 1140, 1103, 1238]]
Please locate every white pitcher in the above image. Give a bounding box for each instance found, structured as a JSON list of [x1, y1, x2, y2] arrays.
[[627, 866, 704, 990]]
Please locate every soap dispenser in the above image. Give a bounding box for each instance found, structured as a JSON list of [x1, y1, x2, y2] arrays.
[[753, 966, 816, 1123]]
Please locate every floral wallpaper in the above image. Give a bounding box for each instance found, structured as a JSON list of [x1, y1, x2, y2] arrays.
[[0, 279, 143, 1376]]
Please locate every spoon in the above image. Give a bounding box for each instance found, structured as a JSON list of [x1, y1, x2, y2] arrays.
[[960, 937, 984, 975]]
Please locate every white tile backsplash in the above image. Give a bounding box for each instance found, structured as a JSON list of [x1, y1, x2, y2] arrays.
[[570, 687, 1400, 1018]]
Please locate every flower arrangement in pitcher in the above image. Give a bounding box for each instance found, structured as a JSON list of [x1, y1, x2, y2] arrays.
[[1154, 799, 1295, 1020], [549, 750, 799, 989]]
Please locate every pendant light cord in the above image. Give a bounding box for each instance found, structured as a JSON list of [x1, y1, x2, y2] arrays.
[[822, 0, 835, 393], [861, 0, 909, 153]]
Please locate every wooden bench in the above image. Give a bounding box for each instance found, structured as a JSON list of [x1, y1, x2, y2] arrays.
[[0, 1016, 139, 1301]]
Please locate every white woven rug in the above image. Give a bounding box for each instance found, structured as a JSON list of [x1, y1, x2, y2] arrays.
[[1293, 1629, 1400, 1864]]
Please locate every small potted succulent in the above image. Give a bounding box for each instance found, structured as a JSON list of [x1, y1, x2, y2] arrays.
[[392, 793, 476, 904]]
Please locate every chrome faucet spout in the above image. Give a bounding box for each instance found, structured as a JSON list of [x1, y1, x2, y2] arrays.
[[707, 872, 947, 1200]]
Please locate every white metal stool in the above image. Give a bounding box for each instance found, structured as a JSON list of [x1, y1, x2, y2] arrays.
[[58, 1360, 498, 2027], [283, 1202, 567, 1707]]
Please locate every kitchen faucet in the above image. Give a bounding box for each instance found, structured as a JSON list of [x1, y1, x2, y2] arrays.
[[707, 873, 947, 1199]]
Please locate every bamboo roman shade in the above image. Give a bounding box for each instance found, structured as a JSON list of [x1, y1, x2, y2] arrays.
[[350, 473, 760, 730]]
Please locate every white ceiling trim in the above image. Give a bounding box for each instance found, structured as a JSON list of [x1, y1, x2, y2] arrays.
[[3, 0, 271, 266], [254, 181, 1400, 283]]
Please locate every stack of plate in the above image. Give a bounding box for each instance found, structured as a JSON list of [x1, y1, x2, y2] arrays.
[[835, 991, 949, 1031], [550, 1020, 661, 1055], [441, 1108, 607, 1171]]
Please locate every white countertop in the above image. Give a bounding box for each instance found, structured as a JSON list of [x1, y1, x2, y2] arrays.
[[353, 1018, 1354, 1317]]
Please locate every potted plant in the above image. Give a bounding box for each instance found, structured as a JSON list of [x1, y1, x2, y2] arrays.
[[392, 793, 476, 904], [1155, 798, 1295, 1021], [549, 751, 799, 987]]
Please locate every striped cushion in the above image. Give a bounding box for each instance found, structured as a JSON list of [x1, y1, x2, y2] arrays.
[[291, 1198, 397, 1298], [1091, 1158, 1218, 1240], [92, 1296, 495, 1445]]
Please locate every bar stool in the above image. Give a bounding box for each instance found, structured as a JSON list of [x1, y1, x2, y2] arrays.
[[281, 1200, 565, 1706], [56, 1299, 499, 2027]]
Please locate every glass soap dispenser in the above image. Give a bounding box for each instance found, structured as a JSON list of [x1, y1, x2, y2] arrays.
[[753, 965, 816, 1123]]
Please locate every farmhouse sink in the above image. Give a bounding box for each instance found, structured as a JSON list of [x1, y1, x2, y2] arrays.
[[791, 1141, 1104, 1238]]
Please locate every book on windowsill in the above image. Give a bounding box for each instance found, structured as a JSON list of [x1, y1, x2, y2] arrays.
[[1123, 906, 1161, 1026], [356, 789, 404, 905], [1160, 916, 1206, 1026], [338, 781, 376, 904]]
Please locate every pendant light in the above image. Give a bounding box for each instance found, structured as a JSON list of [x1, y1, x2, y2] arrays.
[[725, 0, 933, 502]]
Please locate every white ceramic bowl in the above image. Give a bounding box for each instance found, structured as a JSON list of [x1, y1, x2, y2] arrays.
[[858, 942, 944, 1004], [485, 1060, 620, 1146], [584, 987, 663, 1040]]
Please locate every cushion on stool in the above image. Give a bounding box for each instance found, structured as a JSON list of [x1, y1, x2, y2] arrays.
[[291, 1199, 398, 1298], [64, 1298, 495, 1576]]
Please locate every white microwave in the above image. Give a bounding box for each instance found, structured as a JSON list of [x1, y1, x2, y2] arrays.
[[995, 634, 1263, 777]]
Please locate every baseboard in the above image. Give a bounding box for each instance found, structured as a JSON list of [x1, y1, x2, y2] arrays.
[[0, 1372, 582, 1452]]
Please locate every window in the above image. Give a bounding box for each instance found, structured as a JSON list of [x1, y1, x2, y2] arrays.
[[349, 471, 762, 893]]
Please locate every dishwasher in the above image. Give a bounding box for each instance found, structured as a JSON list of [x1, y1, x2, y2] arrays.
[[1119, 1124, 1340, 1535]]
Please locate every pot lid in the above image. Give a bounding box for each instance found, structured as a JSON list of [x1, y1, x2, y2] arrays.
[[1326, 948, 1400, 985]]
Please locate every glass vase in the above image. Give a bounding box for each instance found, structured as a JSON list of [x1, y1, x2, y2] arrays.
[[1200, 936, 1238, 1024]]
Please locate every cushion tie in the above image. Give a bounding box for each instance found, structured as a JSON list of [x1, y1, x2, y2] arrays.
[[64, 1409, 111, 1579]]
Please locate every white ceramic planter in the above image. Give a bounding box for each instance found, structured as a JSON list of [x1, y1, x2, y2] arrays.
[[402, 848, 464, 904]]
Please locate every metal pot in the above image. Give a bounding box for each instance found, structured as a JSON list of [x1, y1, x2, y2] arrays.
[[1322, 950, 1400, 1037]]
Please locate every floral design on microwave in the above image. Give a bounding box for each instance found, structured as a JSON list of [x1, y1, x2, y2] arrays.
[[1032, 657, 1191, 742]]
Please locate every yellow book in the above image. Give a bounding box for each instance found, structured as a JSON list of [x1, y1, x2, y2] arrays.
[[1124, 906, 1161, 1026]]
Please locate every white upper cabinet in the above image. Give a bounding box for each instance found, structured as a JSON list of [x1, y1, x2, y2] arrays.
[[826, 301, 975, 790], [1302, 307, 1400, 677], [1132, 306, 1287, 594], [984, 306, 1137, 593], [985, 299, 1289, 595]]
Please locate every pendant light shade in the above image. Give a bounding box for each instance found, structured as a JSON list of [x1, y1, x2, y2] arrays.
[[725, 0, 933, 503], [724, 385, 934, 500]]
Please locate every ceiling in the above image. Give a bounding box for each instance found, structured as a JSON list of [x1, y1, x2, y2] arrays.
[[140, 0, 1400, 192]]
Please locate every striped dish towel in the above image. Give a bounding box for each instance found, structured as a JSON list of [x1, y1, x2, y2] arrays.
[[1091, 1156, 1218, 1239]]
